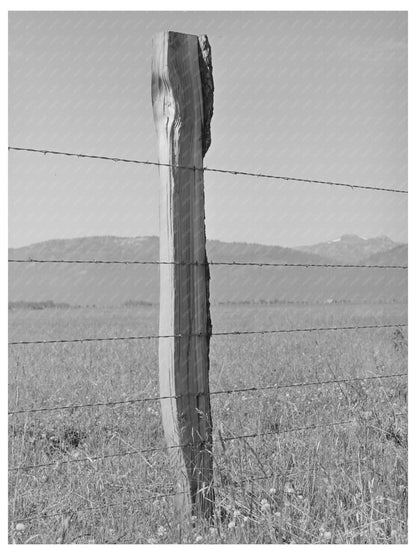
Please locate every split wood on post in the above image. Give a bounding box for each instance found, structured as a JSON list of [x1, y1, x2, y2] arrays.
[[151, 30, 215, 519]]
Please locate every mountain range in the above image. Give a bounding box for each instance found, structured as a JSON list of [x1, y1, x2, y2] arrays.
[[9, 235, 407, 306], [297, 234, 400, 264]]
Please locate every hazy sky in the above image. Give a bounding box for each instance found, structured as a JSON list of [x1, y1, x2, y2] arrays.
[[9, 11, 407, 248]]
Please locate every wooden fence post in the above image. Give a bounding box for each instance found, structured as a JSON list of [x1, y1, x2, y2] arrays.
[[151, 31, 214, 519]]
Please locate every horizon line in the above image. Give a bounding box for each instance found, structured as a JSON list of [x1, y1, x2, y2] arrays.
[[8, 233, 408, 251]]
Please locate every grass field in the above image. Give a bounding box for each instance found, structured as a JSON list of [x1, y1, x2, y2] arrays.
[[8, 302, 408, 544]]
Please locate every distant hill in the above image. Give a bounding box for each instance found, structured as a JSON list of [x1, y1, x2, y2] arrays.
[[10, 236, 159, 262], [296, 234, 402, 264], [359, 244, 408, 266], [9, 235, 408, 306]]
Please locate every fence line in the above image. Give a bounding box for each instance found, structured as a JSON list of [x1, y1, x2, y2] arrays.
[[8, 323, 407, 346], [8, 146, 408, 194], [8, 258, 408, 269], [9, 142, 408, 524], [9, 413, 406, 474], [8, 372, 407, 416]]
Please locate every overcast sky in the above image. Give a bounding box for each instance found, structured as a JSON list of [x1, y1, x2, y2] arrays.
[[9, 11, 407, 248]]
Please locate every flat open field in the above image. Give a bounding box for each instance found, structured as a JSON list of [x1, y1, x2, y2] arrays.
[[8, 303, 408, 544]]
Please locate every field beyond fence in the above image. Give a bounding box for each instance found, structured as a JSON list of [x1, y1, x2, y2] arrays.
[[9, 302, 407, 544]]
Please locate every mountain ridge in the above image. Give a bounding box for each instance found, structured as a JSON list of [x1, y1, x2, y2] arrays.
[[9, 235, 407, 306], [296, 234, 405, 264], [9, 235, 334, 264]]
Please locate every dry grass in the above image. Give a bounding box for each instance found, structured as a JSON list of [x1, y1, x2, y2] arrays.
[[8, 303, 407, 544]]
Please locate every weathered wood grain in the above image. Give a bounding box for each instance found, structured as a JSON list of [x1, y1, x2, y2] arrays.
[[151, 31, 214, 518]]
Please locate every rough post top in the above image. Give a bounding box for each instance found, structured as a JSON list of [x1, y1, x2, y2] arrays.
[[153, 30, 200, 38], [152, 30, 214, 158]]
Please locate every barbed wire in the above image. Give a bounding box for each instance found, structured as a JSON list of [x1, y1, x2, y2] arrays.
[[8, 372, 407, 416], [8, 146, 408, 194], [219, 412, 408, 447], [7, 463, 356, 523], [9, 459, 382, 524], [9, 472, 302, 523], [10, 490, 183, 523], [8, 143, 408, 530], [9, 414, 406, 473], [8, 323, 407, 346], [11, 444, 409, 526], [8, 258, 408, 269]]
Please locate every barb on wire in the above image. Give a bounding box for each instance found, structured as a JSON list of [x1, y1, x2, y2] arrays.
[[8, 146, 408, 194], [8, 258, 408, 269], [8, 372, 407, 416], [8, 323, 407, 346]]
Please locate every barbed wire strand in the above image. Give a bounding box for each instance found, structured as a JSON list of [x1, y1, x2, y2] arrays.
[[9, 414, 406, 473], [10, 460, 382, 524], [11, 490, 183, 523], [10, 472, 301, 523], [8, 147, 408, 527], [12, 448, 409, 526], [8, 371, 407, 416], [6, 466, 344, 523], [8, 147, 408, 194], [8, 258, 408, 269], [8, 323, 407, 347], [8, 419, 354, 472]]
